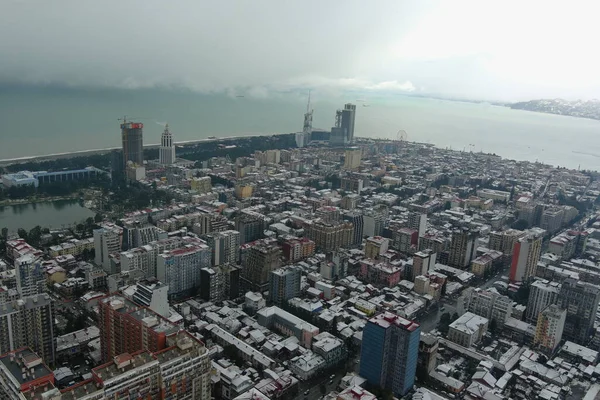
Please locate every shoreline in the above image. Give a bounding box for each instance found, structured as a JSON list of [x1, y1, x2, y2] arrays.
[[0, 195, 80, 208]]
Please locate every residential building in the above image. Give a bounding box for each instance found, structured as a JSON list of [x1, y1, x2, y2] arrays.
[[359, 312, 421, 397], [363, 205, 387, 237], [343, 211, 364, 246], [364, 236, 389, 260], [534, 305, 566, 355], [0, 294, 55, 365], [130, 278, 169, 317], [408, 212, 427, 237], [470, 250, 503, 277], [193, 212, 229, 236], [312, 332, 346, 368], [306, 221, 353, 252], [191, 176, 212, 194], [412, 250, 436, 280], [122, 222, 167, 251], [235, 211, 266, 244], [241, 243, 282, 293], [489, 229, 525, 256], [448, 228, 478, 269], [0, 348, 54, 399], [94, 223, 123, 272], [393, 228, 419, 254], [257, 306, 319, 348], [157, 244, 211, 299], [359, 259, 402, 287], [510, 233, 542, 282], [559, 279, 600, 345], [541, 207, 565, 233], [203, 230, 241, 266], [344, 147, 362, 170], [526, 279, 561, 324], [418, 334, 439, 375], [201, 264, 240, 302], [447, 312, 488, 348], [281, 237, 315, 262], [467, 288, 512, 325], [270, 266, 301, 306], [14, 254, 45, 297]]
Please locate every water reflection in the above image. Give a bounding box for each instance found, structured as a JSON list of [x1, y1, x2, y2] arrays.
[[0, 200, 94, 233]]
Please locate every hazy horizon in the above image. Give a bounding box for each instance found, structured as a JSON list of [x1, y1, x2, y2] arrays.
[[2, 1, 600, 102]]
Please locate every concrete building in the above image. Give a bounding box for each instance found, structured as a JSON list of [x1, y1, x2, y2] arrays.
[[235, 211, 266, 244], [534, 304, 566, 355], [343, 211, 364, 246], [270, 266, 301, 306], [509, 232, 542, 282], [203, 230, 240, 266], [158, 124, 176, 165], [470, 250, 503, 277], [467, 288, 512, 325], [157, 243, 211, 299], [408, 212, 427, 237], [414, 275, 430, 295], [191, 176, 212, 194], [281, 237, 315, 262], [559, 279, 600, 345], [541, 207, 565, 233], [241, 243, 282, 293], [359, 312, 421, 397], [393, 228, 419, 254], [364, 236, 389, 259], [93, 223, 123, 272], [344, 147, 362, 170], [447, 312, 488, 348], [526, 279, 561, 324], [14, 254, 45, 297], [257, 306, 319, 348], [130, 278, 169, 317], [0, 348, 54, 399], [489, 229, 526, 256], [200, 264, 240, 302], [122, 221, 167, 251], [306, 221, 353, 252], [448, 228, 478, 269], [359, 259, 402, 287], [0, 294, 55, 366], [342, 103, 356, 143], [412, 250, 436, 280], [312, 331, 346, 368], [121, 120, 144, 170], [363, 205, 387, 238]]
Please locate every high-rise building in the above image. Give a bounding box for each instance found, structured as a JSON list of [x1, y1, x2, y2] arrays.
[[342, 103, 356, 143], [131, 278, 169, 317], [448, 228, 478, 269], [98, 294, 180, 362], [122, 221, 167, 251], [412, 250, 436, 280], [120, 120, 144, 169], [526, 279, 561, 324], [360, 312, 420, 397], [0, 348, 55, 399], [408, 212, 427, 237], [281, 237, 315, 262], [94, 223, 123, 272], [14, 254, 45, 297], [467, 288, 513, 325], [393, 228, 419, 254], [559, 279, 600, 345], [193, 212, 229, 236], [200, 264, 240, 302], [306, 221, 354, 252], [365, 236, 389, 260], [241, 243, 282, 293], [343, 211, 364, 246], [489, 229, 526, 256], [0, 294, 55, 365], [344, 147, 362, 170], [270, 266, 301, 306], [120, 236, 185, 278], [203, 230, 241, 266], [509, 233, 542, 282], [157, 244, 211, 299], [159, 124, 176, 165], [235, 211, 266, 245], [534, 304, 566, 355], [541, 207, 565, 233]]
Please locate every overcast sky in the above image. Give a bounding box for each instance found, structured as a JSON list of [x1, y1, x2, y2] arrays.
[[2, 0, 600, 101]]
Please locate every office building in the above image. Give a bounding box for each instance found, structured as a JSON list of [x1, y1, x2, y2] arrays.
[[559, 279, 600, 345], [408, 212, 427, 237], [241, 243, 282, 293], [365, 236, 389, 259], [14, 254, 45, 297], [526, 279, 561, 324], [360, 312, 420, 397], [489, 229, 526, 256], [534, 305, 566, 355], [200, 264, 240, 302], [342, 103, 356, 143], [94, 223, 123, 272], [448, 228, 478, 269], [120, 120, 144, 169], [447, 312, 488, 348], [157, 243, 211, 299], [412, 250, 436, 280], [158, 124, 175, 165], [203, 230, 241, 266], [344, 147, 362, 170], [343, 211, 364, 246], [257, 306, 319, 348], [306, 221, 353, 252], [509, 233, 542, 282], [98, 294, 180, 362], [270, 266, 301, 306], [0, 294, 55, 366]]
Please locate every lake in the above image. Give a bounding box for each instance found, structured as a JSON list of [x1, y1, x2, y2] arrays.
[[0, 200, 95, 234]]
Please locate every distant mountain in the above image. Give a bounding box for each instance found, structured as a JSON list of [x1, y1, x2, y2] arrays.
[[509, 98, 600, 120]]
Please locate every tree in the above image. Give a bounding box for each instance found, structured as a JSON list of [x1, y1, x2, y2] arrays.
[[0, 228, 7, 239], [511, 219, 529, 230], [439, 312, 452, 336], [17, 228, 28, 241], [452, 312, 459, 322], [490, 319, 498, 334], [94, 213, 103, 223]]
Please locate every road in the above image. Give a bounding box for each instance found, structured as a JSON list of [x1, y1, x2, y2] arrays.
[[291, 355, 361, 400]]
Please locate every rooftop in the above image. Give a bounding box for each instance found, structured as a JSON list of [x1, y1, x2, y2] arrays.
[[369, 312, 419, 332], [0, 348, 52, 386]]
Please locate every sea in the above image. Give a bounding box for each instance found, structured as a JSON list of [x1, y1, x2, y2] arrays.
[[1, 85, 600, 171]]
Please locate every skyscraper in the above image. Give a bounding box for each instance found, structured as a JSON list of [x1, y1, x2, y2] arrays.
[[157, 244, 211, 299], [360, 312, 420, 397], [559, 279, 600, 345], [159, 123, 176, 165], [509, 232, 542, 282], [120, 119, 144, 169], [342, 103, 356, 143], [15, 254, 45, 297], [448, 228, 478, 269]]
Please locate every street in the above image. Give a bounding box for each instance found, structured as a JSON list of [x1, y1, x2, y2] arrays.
[[291, 355, 361, 400]]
